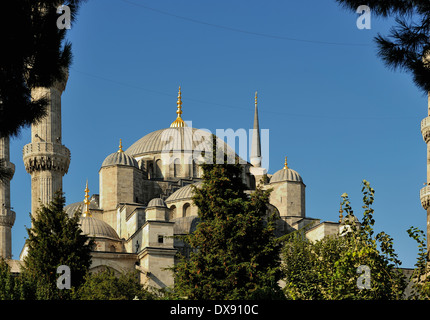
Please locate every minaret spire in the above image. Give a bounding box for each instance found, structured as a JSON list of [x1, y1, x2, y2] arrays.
[[250, 91, 262, 167], [83, 180, 91, 217], [170, 86, 187, 128]]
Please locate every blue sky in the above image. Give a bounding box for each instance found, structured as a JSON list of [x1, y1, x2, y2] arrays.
[[8, 0, 428, 268]]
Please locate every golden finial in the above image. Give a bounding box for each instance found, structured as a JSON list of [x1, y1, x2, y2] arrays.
[[255, 91, 258, 106], [83, 180, 91, 217], [177, 86, 182, 116], [170, 86, 187, 128], [283, 156, 288, 169], [118, 139, 123, 153], [339, 203, 344, 223]]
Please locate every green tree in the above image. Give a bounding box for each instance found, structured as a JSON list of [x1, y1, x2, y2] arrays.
[[282, 180, 407, 300], [173, 137, 283, 299], [22, 191, 92, 299], [0, 0, 85, 138], [335, 0, 430, 92], [0, 258, 18, 300], [76, 268, 156, 300], [0, 0, 86, 179], [406, 226, 430, 299]]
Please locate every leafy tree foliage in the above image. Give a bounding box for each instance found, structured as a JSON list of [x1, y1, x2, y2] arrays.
[[173, 137, 283, 299], [0, 0, 85, 138], [22, 191, 92, 299], [406, 226, 430, 299], [336, 0, 430, 92], [0, 0, 85, 179], [282, 180, 407, 299], [76, 268, 156, 300]]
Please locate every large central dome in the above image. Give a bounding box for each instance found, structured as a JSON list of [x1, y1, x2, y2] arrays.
[[126, 87, 243, 162], [126, 127, 237, 159]]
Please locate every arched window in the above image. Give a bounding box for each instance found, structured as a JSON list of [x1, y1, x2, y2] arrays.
[[155, 159, 163, 178], [169, 205, 176, 220], [148, 162, 154, 179], [174, 158, 182, 177], [183, 203, 191, 217], [192, 160, 198, 178]]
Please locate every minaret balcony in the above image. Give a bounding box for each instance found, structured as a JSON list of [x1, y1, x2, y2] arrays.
[[420, 186, 430, 210], [421, 117, 430, 143], [22, 142, 70, 174]]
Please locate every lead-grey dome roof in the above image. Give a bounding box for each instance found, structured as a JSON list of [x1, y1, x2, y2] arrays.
[[65, 195, 99, 217], [125, 127, 237, 158], [101, 151, 138, 168], [270, 168, 303, 183], [147, 198, 167, 208], [165, 182, 203, 203], [79, 216, 120, 240]]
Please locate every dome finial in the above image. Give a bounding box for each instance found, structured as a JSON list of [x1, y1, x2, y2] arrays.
[[283, 156, 288, 169], [118, 139, 123, 153], [83, 180, 91, 217], [170, 86, 187, 128]]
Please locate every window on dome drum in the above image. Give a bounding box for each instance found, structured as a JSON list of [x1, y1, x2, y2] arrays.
[[148, 162, 153, 179], [158, 235, 164, 244], [192, 160, 198, 178], [169, 205, 176, 220], [155, 159, 163, 178], [183, 203, 191, 217], [174, 158, 182, 177]]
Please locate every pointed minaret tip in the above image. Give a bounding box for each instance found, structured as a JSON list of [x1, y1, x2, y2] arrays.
[[250, 90, 262, 167]]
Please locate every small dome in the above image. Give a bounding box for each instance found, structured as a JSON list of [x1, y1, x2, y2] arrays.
[[165, 182, 203, 203], [79, 216, 120, 240], [270, 168, 303, 183], [65, 195, 99, 218], [101, 151, 138, 168], [147, 198, 167, 208]]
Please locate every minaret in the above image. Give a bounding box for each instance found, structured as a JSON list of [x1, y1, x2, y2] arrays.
[[250, 91, 262, 167], [249, 92, 267, 181], [0, 136, 16, 259], [22, 75, 71, 217], [420, 93, 430, 251]]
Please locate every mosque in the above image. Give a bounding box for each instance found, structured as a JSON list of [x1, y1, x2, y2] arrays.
[[0, 75, 345, 289]]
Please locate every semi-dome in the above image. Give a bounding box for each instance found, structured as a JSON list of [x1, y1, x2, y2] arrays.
[[101, 140, 138, 168], [270, 157, 303, 183], [147, 198, 167, 208], [165, 181, 203, 203], [79, 216, 120, 240]]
